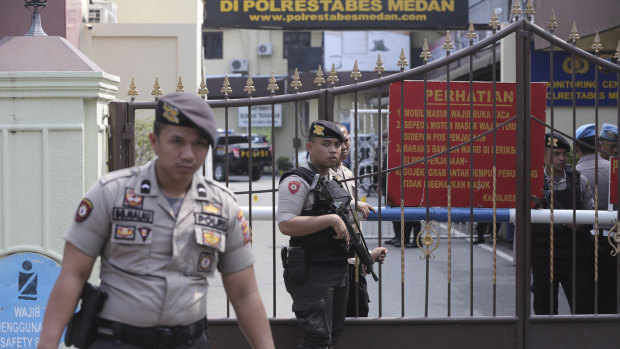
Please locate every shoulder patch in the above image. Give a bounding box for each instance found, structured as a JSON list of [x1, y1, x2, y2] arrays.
[[288, 181, 301, 194], [75, 198, 93, 222], [237, 209, 252, 245]]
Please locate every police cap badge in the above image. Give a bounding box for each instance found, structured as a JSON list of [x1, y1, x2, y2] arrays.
[[155, 92, 217, 147]]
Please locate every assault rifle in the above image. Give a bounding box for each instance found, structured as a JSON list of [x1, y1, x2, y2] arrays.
[[310, 174, 379, 281]]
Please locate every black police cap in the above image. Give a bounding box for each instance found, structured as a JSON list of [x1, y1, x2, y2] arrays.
[[545, 133, 570, 151], [155, 92, 217, 146], [309, 120, 344, 142]]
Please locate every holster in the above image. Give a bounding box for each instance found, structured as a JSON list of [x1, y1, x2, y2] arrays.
[[64, 282, 108, 348], [283, 246, 307, 284]]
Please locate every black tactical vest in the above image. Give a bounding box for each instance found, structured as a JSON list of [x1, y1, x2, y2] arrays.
[[531, 166, 593, 261], [280, 166, 351, 261]]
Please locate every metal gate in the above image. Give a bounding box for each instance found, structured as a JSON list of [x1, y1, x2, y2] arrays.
[[108, 13, 620, 349]]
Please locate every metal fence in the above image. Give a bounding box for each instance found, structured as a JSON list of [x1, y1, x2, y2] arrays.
[[108, 11, 620, 349]]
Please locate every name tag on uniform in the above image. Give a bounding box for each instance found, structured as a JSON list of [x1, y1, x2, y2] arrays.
[[113, 207, 154, 223], [194, 213, 227, 230]]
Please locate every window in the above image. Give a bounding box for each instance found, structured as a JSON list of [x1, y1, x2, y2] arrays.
[[203, 32, 223, 59], [283, 32, 311, 59]]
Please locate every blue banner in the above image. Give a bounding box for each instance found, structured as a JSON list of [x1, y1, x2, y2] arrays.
[[531, 50, 618, 106]]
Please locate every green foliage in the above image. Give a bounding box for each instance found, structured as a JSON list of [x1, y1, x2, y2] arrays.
[[276, 156, 292, 172], [135, 118, 155, 166]]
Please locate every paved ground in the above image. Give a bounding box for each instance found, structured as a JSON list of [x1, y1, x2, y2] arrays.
[[205, 175, 571, 319]]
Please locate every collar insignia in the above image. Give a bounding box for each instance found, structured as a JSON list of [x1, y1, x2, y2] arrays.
[[140, 180, 151, 194]]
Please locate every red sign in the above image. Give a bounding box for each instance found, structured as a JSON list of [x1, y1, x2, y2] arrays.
[[387, 81, 547, 208], [611, 157, 618, 205]]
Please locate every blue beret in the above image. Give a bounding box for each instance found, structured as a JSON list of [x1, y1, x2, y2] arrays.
[[575, 124, 595, 140], [309, 120, 344, 141], [156, 92, 217, 146], [599, 123, 618, 142]]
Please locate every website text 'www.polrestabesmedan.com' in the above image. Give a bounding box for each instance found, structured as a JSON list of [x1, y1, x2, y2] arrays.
[[248, 12, 428, 23]]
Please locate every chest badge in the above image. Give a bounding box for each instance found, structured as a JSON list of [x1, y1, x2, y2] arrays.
[[115, 225, 135, 240], [124, 188, 143, 208], [202, 203, 221, 215], [138, 227, 151, 242], [197, 252, 215, 273], [202, 230, 223, 249]]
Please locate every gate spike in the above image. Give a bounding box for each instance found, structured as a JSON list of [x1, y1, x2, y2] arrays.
[[465, 20, 477, 42], [511, 1, 522, 21], [614, 40, 620, 62], [243, 74, 255, 96], [221, 75, 232, 97], [314, 65, 325, 87], [176, 76, 184, 92], [374, 54, 385, 76], [267, 72, 279, 95], [568, 21, 580, 44], [546, 9, 558, 33], [151, 77, 163, 100], [127, 77, 139, 102], [290, 68, 302, 91], [327, 64, 339, 87], [397, 48, 408, 71], [591, 32, 602, 54], [489, 9, 500, 32], [420, 39, 431, 63], [197, 76, 209, 99], [350, 60, 362, 82], [442, 31, 454, 54], [524, 0, 535, 20]]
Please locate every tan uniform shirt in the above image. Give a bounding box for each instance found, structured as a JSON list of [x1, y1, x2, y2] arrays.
[[65, 159, 254, 327]]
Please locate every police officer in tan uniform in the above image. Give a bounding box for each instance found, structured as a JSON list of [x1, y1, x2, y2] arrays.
[[39, 92, 275, 349]]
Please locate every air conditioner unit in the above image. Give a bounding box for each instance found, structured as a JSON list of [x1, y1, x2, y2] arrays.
[[257, 43, 272, 56], [88, 1, 118, 23], [230, 59, 249, 73]]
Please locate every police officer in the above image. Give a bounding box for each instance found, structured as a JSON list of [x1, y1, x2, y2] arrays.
[[332, 124, 386, 318], [39, 93, 275, 349], [598, 123, 618, 160], [531, 133, 595, 315], [278, 120, 351, 348], [575, 124, 617, 313]]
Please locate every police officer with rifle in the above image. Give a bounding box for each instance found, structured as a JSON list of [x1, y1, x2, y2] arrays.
[[279, 120, 373, 348]]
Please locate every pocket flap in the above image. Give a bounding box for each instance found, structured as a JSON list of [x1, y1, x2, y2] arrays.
[[195, 227, 226, 252]]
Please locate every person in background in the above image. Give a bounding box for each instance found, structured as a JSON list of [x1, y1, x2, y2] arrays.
[[332, 123, 387, 317], [530, 133, 595, 315], [574, 123, 617, 314], [598, 123, 618, 160]]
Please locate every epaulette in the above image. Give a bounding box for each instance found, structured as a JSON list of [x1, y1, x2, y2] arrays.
[[99, 166, 137, 185], [280, 167, 315, 185], [204, 177, 238, 202]]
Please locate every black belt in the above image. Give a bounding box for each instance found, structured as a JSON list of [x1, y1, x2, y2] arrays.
[[96, 317, 206, 348]]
